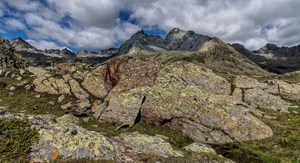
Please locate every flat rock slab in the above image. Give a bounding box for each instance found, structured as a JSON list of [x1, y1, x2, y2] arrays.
[[115, 132, 184, 158]]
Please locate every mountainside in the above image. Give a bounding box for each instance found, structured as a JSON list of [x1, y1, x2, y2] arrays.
[[231, 43, 300, 73], [0, 37, 26, 68], [10, 38, 117, 66]]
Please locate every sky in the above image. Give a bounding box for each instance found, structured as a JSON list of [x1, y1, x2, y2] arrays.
[[0, 0, 300, 52]]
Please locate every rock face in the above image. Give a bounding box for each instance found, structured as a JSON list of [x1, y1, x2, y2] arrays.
[[164, 28, 212, 51], [244, 88, 290, 112], [115, 132, 184, 158], [183, 142, 217, 154], [61, 99, 91, 116], [278, 81, 300, 101], [98, 91, 144, 126], [81, 66, 108, 99], [234, 75, 267, 89], [139, 73, 273, 144], [0, 37, 25, 68]]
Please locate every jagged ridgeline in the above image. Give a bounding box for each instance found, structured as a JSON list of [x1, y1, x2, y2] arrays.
[[0, 28, 300, 162]]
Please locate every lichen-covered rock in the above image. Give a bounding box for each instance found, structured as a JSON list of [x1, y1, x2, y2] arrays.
[[161, 61, 231, 95], [98, 92, 144, 126], [82, 72, 107, 99], [234, 75, 267, 89], [33, 76, 71, 95], [27, 66, 50, 77], [264, 80, 280, 94], [244, 88, 290, 112], [105, 58, 159, 100], [278, 80, 300, 101], [69, 79, 89, 99], [61, 99, 91, 116], [55, 114, 79, 125], [136, 65, 273, 144], [183, 142, 217, 154], [31, 123, 118, 161], [115, 132, 184, 158], [232, 87, 243, 100]]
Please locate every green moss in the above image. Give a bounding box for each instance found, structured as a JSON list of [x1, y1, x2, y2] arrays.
[[0, 118, 39, 162]]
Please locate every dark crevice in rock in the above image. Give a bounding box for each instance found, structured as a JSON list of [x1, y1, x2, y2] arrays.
[[160, 117, 173, 125]]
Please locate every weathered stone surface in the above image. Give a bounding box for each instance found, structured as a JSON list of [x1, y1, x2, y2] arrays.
[[135, 63, 273, 144], [69, 79, 89, 99], [61, 99, 91, 116], [234, 75, 267, 89], [98, 92, 144, 126], [82, 71, 107, 99], [55, 63, 77, 75], [232, 87, 243, 100], [33, 76, 71, 95], [278, 80, 300, 101], [183, 142, 217, 154], [105, 58, 159, 100], [115, 132, 184, 158], [57, 95, 65, 103], [244, 88, 290, 112], [27, 66, 49, 77], [264, 80, 280, 94], [55, 113, 79, 125], [161, 61, 231, 95], [0, 111, 128, 162]]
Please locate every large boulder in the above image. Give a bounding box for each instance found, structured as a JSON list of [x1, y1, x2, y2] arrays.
[[244, 88, 290, 113], [114, 132, 184, 158], [234, 75, 267, 89], [160, 61, 231, 95], [69, 79, 89, 100], [183, 142, 217, 154], [33, 77, 71, 95], [136, 62, 273, 144], [98, 91, 144, 126], [245, 89, 289, 112], [61, 99, 91, 116], [278, 81, 300, 101], [105, 58, 160, 100], [81, 66, 108, 99]]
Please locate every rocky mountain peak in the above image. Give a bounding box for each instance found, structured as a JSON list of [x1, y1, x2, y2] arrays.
[[10, 37, 36, 51]]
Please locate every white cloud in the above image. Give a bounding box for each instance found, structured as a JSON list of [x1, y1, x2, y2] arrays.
[[5, 19, 26, 30], [27, 39, 63, 50], [3, 0, 300, 51], [5, 0, 40, 11]]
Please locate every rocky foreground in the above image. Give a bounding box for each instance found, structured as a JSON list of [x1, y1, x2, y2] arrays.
[[0, 56, 300, 162]]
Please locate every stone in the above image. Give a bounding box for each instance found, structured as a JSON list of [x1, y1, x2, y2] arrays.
[[48, 102, 55, 106], [160, 61, 231, 95], [105, 58, 159, 100], [92, 101, 107, 120], [69, 79, 89, 100], [137, 64, 273, 144], [61, 99, 91, 116], [27, 66, 49, 77], [234, 75, 267, 89], [232, 87, 243, 100], [31, 123, 118, 161], [98, 91, 145, 126], [57, 95, 65, 103], [19, 69, 25, 75], [25, 84, 31, 90], [9, 86, 16, 91], [16, 76, 22, 81], [82, 72, 108, 99], [8, 92, 14, 96], [35, 94, 41, 98], [244, 88, 290, 113], [115, 132, 184, 158], [56, 114, 79, 125], [278, 80, 300, 101], [33, 77, 71, 95], [183, 142, 217, 154]]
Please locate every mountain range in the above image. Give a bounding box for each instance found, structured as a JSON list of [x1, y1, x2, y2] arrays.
[[1, 28, 300, 74]]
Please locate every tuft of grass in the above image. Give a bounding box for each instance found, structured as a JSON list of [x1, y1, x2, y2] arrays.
[[0, 118, 39, 162]]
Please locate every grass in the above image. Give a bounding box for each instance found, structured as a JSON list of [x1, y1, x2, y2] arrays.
[[0, 118, 39, 162], [79, 117, 194, 150]]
